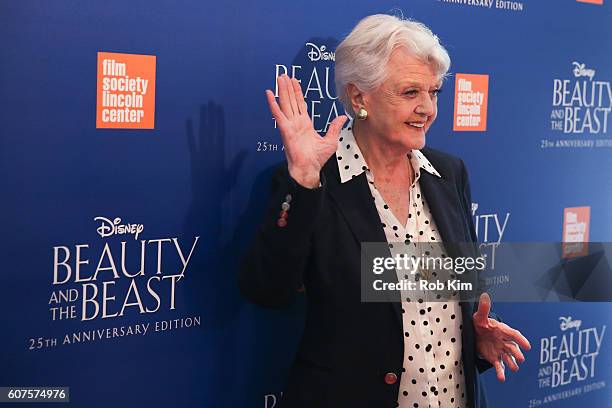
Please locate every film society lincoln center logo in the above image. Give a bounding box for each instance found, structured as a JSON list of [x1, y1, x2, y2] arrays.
[[562, 206, 590, 259], [96, 52, 156, 129], [453, 73, 489, 132]]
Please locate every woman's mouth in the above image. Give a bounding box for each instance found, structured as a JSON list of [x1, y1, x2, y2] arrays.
[[406, 122, 426, 129]]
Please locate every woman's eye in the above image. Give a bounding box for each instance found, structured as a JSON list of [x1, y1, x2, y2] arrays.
[[430, 88, 442, 97]]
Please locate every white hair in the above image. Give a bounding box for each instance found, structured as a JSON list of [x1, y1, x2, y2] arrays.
[[334, 14, 451, 116]]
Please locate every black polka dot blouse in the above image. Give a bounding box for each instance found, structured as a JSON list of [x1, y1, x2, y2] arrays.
[[336, 125, 467, 408]]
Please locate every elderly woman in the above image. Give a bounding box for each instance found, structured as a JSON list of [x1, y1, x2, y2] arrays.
[[239, 14, 530, 408]]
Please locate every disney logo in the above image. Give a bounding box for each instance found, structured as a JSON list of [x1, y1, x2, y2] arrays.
[[94, 216, 144, 240], [559, 316, 582, 332], [572, 62, 595, 81], [306, 43, 335, 62]]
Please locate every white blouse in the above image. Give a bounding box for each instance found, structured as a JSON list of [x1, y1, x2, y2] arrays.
[[335, 126, 467, 408]]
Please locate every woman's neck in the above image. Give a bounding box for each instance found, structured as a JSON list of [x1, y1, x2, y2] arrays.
[[352, 121, 413, 184]]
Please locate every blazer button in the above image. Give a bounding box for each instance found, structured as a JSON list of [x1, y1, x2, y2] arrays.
[[384, 372, 398, 385]]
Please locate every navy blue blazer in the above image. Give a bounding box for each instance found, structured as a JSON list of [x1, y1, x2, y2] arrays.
[[239, 147, 495, 408]]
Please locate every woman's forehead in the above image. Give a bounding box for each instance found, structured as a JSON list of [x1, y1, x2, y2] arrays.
[[386, 73, 442, 90], [386, 49, 440, 86]]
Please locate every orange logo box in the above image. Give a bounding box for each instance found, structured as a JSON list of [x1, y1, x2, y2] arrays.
[[577, 0, 603, 4], [96, 52, 156, 129], [453, 73, 489, 132], [562, 206, 590, 258]]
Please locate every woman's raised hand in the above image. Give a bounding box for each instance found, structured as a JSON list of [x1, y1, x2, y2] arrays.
[[266, 74, 347, 188]]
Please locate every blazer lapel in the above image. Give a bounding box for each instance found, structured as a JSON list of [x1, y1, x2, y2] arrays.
[[322, 155, 387, 244], [323, 158, 404, 325], [420, 166, 483, 302], [418, 170, 467, 246], [328, 181, 386, 243]]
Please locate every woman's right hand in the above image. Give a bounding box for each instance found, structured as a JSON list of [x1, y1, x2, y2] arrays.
[[266, 74, 347, 188]]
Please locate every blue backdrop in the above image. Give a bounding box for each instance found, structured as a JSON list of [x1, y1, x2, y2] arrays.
[[1, 1, 611, 407]]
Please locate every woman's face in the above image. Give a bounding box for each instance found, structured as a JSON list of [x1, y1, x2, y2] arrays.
[[359, 47, 442, 150]]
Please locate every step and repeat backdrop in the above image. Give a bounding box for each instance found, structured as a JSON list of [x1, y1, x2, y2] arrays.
[[1, 1, 611, 407]]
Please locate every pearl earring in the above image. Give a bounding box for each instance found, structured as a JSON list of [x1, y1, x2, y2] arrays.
[[357, 107, 368, 120]]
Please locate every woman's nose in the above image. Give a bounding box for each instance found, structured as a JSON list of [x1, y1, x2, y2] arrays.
[[415, 92, 435, 116]]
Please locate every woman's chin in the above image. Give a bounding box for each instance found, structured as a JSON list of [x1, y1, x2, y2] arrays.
[[402, 130, 427, 150]]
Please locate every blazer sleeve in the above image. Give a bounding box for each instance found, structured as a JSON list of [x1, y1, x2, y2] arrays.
[[237, 163, 325, 308]]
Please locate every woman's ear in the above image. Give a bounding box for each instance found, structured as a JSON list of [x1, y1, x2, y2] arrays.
[[347, 83, 367, 113]]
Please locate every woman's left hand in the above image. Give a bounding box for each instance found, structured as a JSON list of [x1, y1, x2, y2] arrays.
[[473, 293, 531, 382]]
